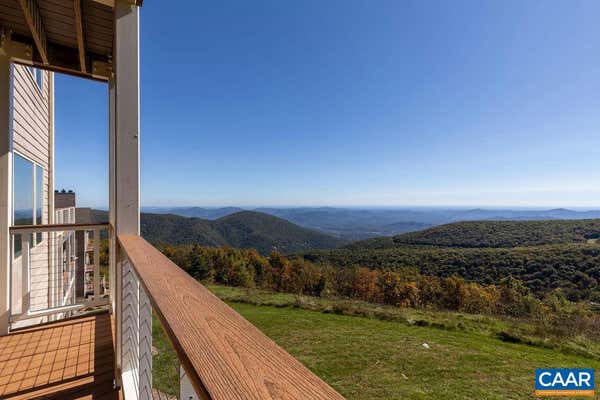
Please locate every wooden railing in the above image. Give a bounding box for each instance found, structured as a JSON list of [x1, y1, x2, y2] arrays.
[[118, 234, 345, 400], [9, 223, 110, 324]]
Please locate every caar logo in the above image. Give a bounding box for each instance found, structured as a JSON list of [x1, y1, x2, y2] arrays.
[[535, 369, 594, 397]]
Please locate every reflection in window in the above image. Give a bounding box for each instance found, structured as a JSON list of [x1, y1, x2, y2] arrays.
[[36, 71, 43, 89], [13, 154, 46, 257], [36, 165, 43, 243], [13, 154, 33, 257], [14, 154, 33, 226]]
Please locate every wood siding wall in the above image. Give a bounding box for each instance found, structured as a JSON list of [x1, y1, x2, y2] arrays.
[[12, 64, 51, 225], [11, 64, 53, 324]]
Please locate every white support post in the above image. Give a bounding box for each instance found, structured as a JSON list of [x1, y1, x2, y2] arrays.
[[93, 228, 100, 299], [0, 53, 11, 335], [114, 3, 140, 236], [47, 72, 55, 318], [113, 0, 149, 398], [21, 235, 29, 314], [108, 74, 117, 335]]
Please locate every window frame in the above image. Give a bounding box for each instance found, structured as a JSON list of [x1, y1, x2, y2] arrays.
[[35, 164, 44, 244], [12, 151, 47, 256]]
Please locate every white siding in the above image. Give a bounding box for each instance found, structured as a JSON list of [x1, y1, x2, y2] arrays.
[[11, 65, 51, 226], [12, 66, 50, 169], [10, 65, 53, 327]]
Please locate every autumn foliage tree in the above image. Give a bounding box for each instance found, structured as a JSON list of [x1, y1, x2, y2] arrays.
[[157, 243, 590, 323]]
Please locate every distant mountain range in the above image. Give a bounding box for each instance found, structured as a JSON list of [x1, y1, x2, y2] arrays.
[[85, 209, 345, 255], [141, 206, 245, 220], [344, 219, 600, 250], [140, 206, 600, 240]]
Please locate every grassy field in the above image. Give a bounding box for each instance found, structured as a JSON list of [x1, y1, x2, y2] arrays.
[[153, 285, 600, 399]]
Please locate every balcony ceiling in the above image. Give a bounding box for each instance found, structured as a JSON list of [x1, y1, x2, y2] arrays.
[[0, 0, 142, 81]]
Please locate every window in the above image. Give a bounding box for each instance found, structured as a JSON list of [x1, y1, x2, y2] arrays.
[[27, 66, 43, 90], [13, 154, 33, 257], [36, 165, 43, 243], [13, 153, 46, 257], [13, 154, 33, 226]]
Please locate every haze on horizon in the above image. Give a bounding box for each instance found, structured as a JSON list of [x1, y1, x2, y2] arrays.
[[53, 1, 600, 209]]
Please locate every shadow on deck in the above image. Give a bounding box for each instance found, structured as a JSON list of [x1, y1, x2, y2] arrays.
[[0, 313, 118, 399]]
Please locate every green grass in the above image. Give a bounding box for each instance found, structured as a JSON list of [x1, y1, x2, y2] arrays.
[[153, 285, 600, 399], [208, 285, 600, 360]]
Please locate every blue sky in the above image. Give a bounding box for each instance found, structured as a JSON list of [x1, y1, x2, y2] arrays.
[[55, 0, 600, 208]]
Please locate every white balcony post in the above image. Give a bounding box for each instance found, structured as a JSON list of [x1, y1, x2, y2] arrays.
[[20, 234, 29, 314], [47, 73, 55, 317], [113, 0, 150, 398], [108, 74, 117, 331], [93, 228, 101, 299], [0, 52, 11, 335]]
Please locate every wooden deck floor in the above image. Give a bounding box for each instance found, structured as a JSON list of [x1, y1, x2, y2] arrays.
[[0, 313, 119, 399]]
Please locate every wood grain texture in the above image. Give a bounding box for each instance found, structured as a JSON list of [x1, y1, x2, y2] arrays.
[[73, 0, 86, 72], [118, 234, 346, 400], [0, 0, 115, 80], [16, 0, 49, 63], [0, 313, 119, 399]]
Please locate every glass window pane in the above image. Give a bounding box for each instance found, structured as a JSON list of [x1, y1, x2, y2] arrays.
[[12, 234, 33, 258], [36, 165, 43, 243], [13, 234, 21, 258], [13, 154, 33, 226], [36, 70, 43, 89]]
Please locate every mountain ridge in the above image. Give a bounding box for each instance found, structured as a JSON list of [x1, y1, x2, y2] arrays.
[[139, 206, 600, 240], [344, 218, 600, 249], [84, 209, 346, 255]]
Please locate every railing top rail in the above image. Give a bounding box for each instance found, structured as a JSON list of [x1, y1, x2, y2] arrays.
[[118, 234, 345, 400], [10, 222, 110, 234]]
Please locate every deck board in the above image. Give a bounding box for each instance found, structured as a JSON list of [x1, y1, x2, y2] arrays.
[[0, 313, 118, 399]]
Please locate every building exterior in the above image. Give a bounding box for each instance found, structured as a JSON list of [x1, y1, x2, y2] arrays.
[[75, 206, 106, 299], [53, 189, 77, 313], [9, 64, 54, 326]]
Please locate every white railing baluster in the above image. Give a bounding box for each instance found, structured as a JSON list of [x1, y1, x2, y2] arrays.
[[21, 234, 29, 314], [93, 228, 101, 299], [139, 285, 152, 399], [121, 255, 152, 400], [122, 258, 139, 397], [8, 224, 110, 324]]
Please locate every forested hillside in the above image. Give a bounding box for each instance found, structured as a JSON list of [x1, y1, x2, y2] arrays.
[[141, 211, 345, 254], [305, 244, 600, 301], [346, 219, 600, 249], [89, 209, 600, 301], [305, 219, 600, 302], [86, 209, 345, 254]]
